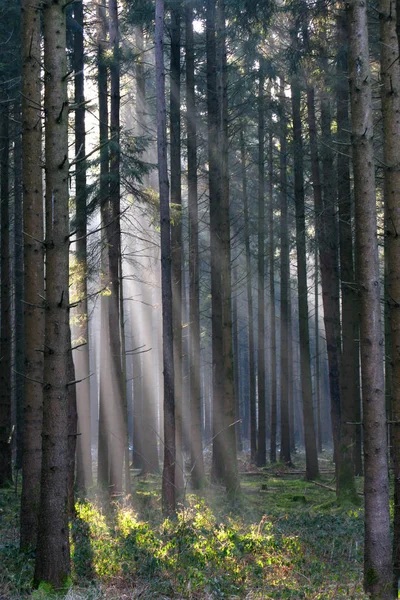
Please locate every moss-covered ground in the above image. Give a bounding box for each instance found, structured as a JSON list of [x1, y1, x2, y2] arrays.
[[0, 454, 369, 599]]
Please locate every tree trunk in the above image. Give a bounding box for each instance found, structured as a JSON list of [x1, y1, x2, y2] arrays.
[[336, 8, 362, 485], [207, 0, 224, 484], [20, 0, 44, 550], [73, 0, 93, 492], [34, 0, 70, 586], [96, 0, 110, 488], [217, 0, 239, 493], [108, 0, 124, 497], [0, 100, 12, 487], [240, 127, 257, 463], [256, 63, 266, 467], [170, 1, 184, 496], [379, 0, 400, 594], [14, 101, 24, 473], [291, 78, 319, 480], [268, 129, 277, 465], [347, 0, 391, 595], [279, 77, 291, 465], [156, 0, 176, 515], [186, 0, 205, 488]]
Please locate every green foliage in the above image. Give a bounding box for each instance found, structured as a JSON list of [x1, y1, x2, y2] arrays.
[[0, 470, 370, 599]]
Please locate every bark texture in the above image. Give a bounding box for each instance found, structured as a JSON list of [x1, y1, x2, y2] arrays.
[[20, 0, 44, 550], [291, 78, 319, 480], [347, 0, 391, 595], [34, 0, 71, 586], [379, 0, 400, 593], [73, 0, 93, 492], [156, 0, 176, 515], [186, 0, 205, 488]]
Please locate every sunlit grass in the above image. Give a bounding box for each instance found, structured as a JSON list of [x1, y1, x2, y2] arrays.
[[0, 465, 370, 599]]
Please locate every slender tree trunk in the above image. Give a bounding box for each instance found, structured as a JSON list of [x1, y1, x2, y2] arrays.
[[156, 0, 176, 515], [170, 1, 184, 495], [20, 0, 44, 549], [336, 9, 362, 486], [96, 0, 110, 488], [320, 85, 345, 492], [347, 1, 391, 595], [73, 0, 93, 492], [268, 130, 277, 464], [186, 0, 205, 488], [240, 127, 257, 463], [34, 0, 70, 585], [279, 78, 291, 465], [256, 63, 266, 467], [217, 0, 239, 493], [379, 0, 400, 593], [291, 78, 319, 480], [0, 101, 12, 487], [207, 0, 224, 483], [132, 26, 146, 472], [108, 0, 124, 497], [13, 101, 24, 473], [314, 249, 322, 453]]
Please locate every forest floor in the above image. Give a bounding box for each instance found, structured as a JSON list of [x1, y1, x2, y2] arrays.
[[0, 452, 370, 599]]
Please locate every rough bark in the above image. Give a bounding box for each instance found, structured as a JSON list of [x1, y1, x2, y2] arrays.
[[240, 127, 257, 463], [186, 0, 205, 488], [347, 0, 391, 595], [96, 0, 110, 488], [34, 0, 70, 586], [156, 0, 176, 515], [108, 0, 124, 497], [0, 101, 12, 487], [279, 78, 291, 465], [336, 9, 362, 487], [378, 0, 400, 593], [207, 0, 224, 484], [170, 1, 184, 495], [14, 101, 24, 473], [20, 0, 44, 550], [73, 0, 93, 492], [217, 0, 239, 494], [256, 64, 266, 467], [268, 129, 277, 464], [291, 78, 319, 481]]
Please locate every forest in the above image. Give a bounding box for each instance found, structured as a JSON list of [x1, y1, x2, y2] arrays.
[[0, 0, 399, 598]]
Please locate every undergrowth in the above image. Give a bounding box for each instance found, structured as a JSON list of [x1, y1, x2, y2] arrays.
[[0, 457, 369, 599]]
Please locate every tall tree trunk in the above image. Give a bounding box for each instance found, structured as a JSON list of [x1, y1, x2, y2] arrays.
[[186, 0, 205, 488], [0, 101, 12, 487], [96, 0, 110, 488], [379, 0, 400, 593], [156, 0, 176, 515], [347, 0, 391, 595], [336, 9, 362, 478], [256, 63, 266, 467], [240, 127, 257, 463], [170, 1, 184, 496], [268, 129, 277, 464], [314, 249, 322, 453], [279, 77, 291, 465], [207, 0, 224, 483], [20, 0, 44, 550], [108, 0, 124, 497], [217, 0, 239, 493], [336, 9, 363, 489], [291, 78, 319, 481], [14, 101, 24, 473], [34, 0, 70, 586], [73, 0, 93, 492], [320, 84, 346, 493]]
